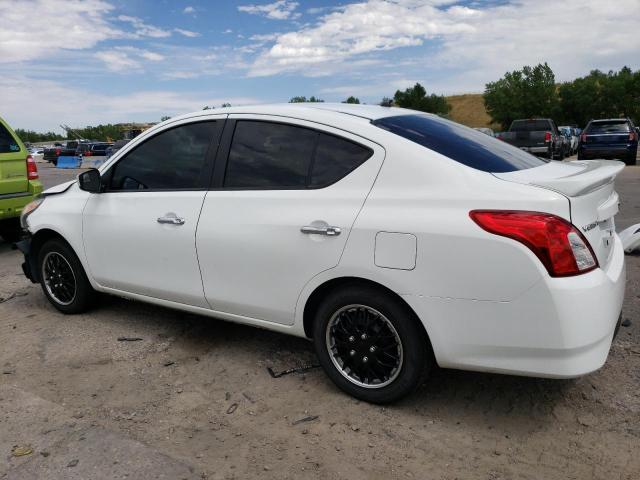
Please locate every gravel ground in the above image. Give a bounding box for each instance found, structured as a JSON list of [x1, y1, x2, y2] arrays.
[[0, 162, 638, 480]]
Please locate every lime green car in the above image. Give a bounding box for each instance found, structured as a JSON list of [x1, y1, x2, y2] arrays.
[[0, 116, 43, 242]]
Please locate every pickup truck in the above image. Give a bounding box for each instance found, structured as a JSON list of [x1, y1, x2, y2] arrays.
[[496, 119, 565, 159], [43, 140, 88, 166]]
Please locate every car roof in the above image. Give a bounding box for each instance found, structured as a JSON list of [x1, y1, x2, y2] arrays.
[[171, 103, 421, 123], [590, 118, 628, 122]]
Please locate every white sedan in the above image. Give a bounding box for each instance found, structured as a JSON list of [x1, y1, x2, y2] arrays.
[[17, 104, 626, 403]]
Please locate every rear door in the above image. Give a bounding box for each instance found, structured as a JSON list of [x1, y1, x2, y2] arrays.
[[196, 116, 384, 325], [0, 119, 28, 195]]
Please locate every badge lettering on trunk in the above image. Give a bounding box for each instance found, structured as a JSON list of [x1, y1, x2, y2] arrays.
[[582, 222, 598, 233]]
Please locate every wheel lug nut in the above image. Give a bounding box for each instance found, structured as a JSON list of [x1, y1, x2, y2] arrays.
[[348, 336, 355, 343], [349, 350, 356, 356], [362, 356, 368, 363], [369, 346, 376, 353]]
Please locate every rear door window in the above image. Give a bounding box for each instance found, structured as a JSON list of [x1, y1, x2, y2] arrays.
[[310, 134, 372, 188], [224, 121, 372, 189], [373, 114, 547, 173], [510, 120, 552, 132], [109, 121, 217, 191], [0, 123, 20, 154]]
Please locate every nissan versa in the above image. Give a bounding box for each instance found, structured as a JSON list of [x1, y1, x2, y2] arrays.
[[17, 104, 626, 403]]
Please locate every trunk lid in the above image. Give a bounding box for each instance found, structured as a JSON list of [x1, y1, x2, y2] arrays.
[[494, 160, 625, 267]]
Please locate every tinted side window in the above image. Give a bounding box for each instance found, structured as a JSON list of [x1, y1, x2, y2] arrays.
[[373, 114, 546, 173], [224, 121, 317, 188], [110, 122, 216, 191], [0, 123, 20, 153], [310, 133, 372, 187]]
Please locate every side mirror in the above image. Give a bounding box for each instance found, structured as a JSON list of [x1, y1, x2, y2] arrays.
[[78, 168, 102, 193]]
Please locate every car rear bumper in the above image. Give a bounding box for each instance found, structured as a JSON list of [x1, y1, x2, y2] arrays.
[[0, 181, 42, 220], [578, 144, 637, 159], [519, 146, 549, 154], [408, 234, 626, 378]]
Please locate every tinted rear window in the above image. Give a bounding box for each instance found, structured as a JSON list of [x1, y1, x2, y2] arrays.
[[586, 121, 630, 134], [372, 114, 547, 173], [0, 123, 20, 154], [224, 121, 372, 189], [510, 120, 552, 132]]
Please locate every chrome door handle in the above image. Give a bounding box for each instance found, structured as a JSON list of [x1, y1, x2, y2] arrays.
[[157, 216, 185, 225], [301, 225, 341, 236]]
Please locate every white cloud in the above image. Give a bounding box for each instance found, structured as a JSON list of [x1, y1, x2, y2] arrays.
[[0, 75, 262, 131], [247, 0, 640, 83], [0, 0, 119, 63], [96, 47, 165, 71], [183, 6, 195, 14], [117, 15, 172, 38], [96, 50, 141, 72], [174, 28, 200, 38], [248, 0, 473, 76], [238, 1, 300, 20]]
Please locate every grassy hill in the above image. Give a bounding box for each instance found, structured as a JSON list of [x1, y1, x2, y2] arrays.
[[446, 93, 501, 130]]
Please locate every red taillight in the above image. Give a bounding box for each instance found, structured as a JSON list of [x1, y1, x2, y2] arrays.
[[580, 133, 587, 143], [26, 155, 39, 180], [55, 147, 61, 155], [630, 131, 637, 142], [544, 131, 552, 142], [84, 151, 92, 156], [469, 210, 598, 277]]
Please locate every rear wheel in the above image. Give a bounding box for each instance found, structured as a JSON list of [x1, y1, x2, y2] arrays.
[[626, 150, 637, 166], [313, 284, 431, 403], [37, 239, 96, 314]]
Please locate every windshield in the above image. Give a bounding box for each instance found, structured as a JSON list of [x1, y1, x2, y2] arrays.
[[372, 114, 548, 173]]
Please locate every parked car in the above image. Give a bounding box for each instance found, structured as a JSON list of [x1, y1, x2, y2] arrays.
[[29, 147, 44, 155], [0, 116, 43, 242], [88, 142, 113, 156], [578, 118, 638, 165], [559, 126, 578, 155], [496, 118, 565, 159], [17, 104, 626, 403], [473, 127, 494, 137], [105, 139, 130, 158], [44, 140, 87, 166]]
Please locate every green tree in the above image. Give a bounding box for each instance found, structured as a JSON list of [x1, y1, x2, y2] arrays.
[[393, 83, 450, 115], [558, 67, 640, 126], [483, 63, 558, 130], [14, 129, 65, 143], [379, 97, 393, 107], [289, 96, 324, 103], [221, 103, 231, 108], [160, 115, 172, 121], [343, 96, 360, 104]]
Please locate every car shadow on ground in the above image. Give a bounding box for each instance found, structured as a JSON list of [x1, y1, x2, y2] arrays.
[[95, 292, 574, 421]]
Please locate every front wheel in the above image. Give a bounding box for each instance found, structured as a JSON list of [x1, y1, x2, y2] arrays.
[[38, 239, 96, 314], [313, 285, 431, 403]]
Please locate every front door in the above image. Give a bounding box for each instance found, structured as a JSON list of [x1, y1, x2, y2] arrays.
[[83, 119, 223, 307], [196, 116, 384, 324]]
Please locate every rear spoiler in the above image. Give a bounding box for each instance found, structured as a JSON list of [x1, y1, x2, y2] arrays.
[[530, 160, 625, 197], [494, 160, 625, 198]]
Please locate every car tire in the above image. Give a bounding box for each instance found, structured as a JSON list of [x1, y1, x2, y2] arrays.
[[626, 151, 637, 166], [312, 284, 431, 404], [37, 238, 96, 314], [0, 218, 22, 243]]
